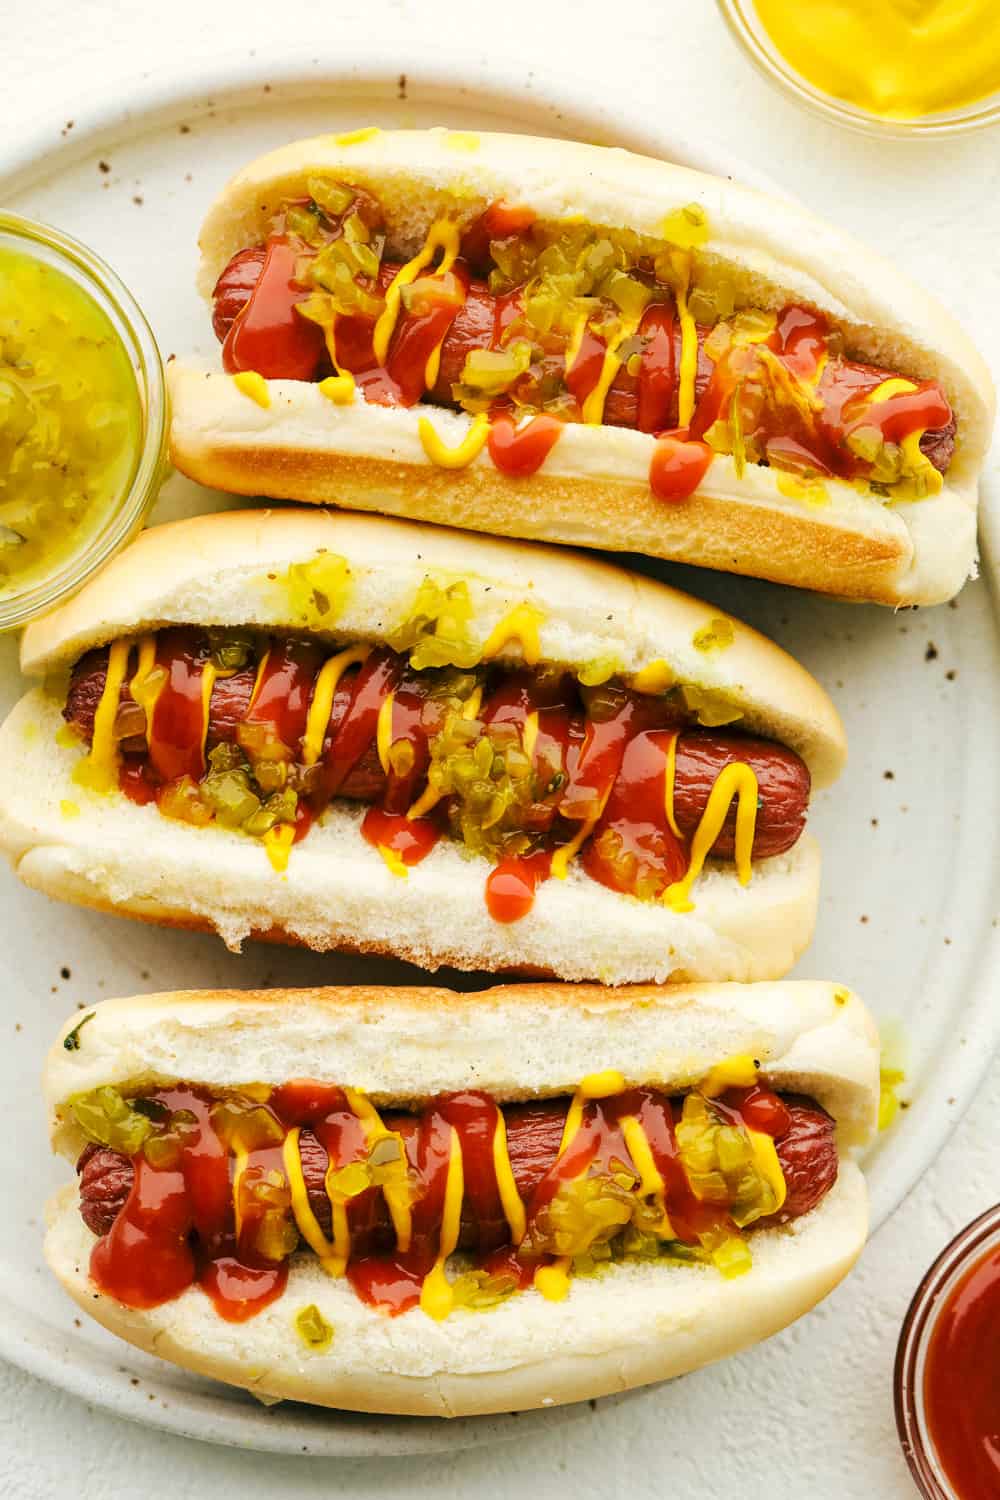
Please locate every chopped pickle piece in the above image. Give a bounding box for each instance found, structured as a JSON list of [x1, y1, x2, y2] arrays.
[[522, 1168, 667, 1260], [207, 742, 246, 775], [306, 178, 355, 218], [426, 710, 551, 861], [254, 758, 289, 793], [449, 1268, 520, 1311], [253, 1208, 299, 1262], [201, 768, 262, 829], [675, 1094, 780, 1227], [284, 203, 324, 244], [453, 341, 534, 411], [211, 1096, 285, 1153], [142, 1108, 199, 1171], [237, 722, 292, 764], [271, 552, 352, 627], [243, 787, 298, 836], [577, 655, 623, 687], [387, 576, 481, 670], [688, 274, 738, 325], [158, 775, 212, 827], [678, 684, 744, 727], [328, 1161, 371, 1199], [708, 1231, 753, 1279], [295, 1303, 334, 1350], [400, 270, 465, 318], [600, 268, 651, 321], [207, 629, 255, 674], [692, 617, 735, 654], [70, 1086, 155, 1155]]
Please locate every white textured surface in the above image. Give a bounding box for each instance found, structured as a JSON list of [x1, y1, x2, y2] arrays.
[[3, 0, 1000, 1493]]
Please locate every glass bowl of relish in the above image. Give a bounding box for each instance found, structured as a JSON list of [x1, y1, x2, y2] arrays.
[[716, 0, 1000, 139], [895, 1203, 1000, 1498], [0, 214, 166, 629]]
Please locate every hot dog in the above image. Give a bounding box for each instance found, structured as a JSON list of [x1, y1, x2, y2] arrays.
[[209, 246, 956, 473], [61, 639, 811, 864], [0, 510, 845, 983], [44, 981, 880, 1415], [75, 1091, 836, 1243], [167, 128, 994, 606]]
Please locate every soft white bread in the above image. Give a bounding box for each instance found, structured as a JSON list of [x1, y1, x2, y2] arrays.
[[46, 982, 880, 1148], [44, 1167, 867, 1415], [168, 127, 995, 606], [1, 511, 840, 983], [44, 982, 878, 1416]]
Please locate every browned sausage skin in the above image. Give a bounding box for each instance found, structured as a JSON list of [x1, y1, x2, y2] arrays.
[[77, 1091, 837, 1245], [210, 242, 956, 475], [62, 641, 811, 863]]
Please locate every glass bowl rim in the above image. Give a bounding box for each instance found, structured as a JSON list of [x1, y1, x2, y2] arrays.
[[715, 0, 1000, 140], [0, 211, 167, 630], [894, 1201, 1000, 1499]]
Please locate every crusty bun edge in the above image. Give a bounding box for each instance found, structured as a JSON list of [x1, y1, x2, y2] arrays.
[[45, 980, 881, 1157], [167, 364, 977, 607], [195, 129, 993, 471], [19, 507, 846, 785], [44, 1163, 868, 1417]]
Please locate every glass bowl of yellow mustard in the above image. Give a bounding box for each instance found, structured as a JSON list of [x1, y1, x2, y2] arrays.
[[717, 0, 1000, 138], [0, 214, 166, 630]]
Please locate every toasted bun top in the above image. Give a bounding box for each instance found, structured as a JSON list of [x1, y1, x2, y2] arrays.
[[21, 509, 846, 784], [196, 128, 993, 479], [46, 980, 880, 1157]]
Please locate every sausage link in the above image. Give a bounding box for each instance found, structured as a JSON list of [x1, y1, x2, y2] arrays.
[[63, 649, 115, 740], [77, 1142, 136, 1238], [62, 655, 810, 858], [212, 247, 267, 342], [77, 1095, 836, 1245], [205, 670, 256, 749], [759, 1094, 838, 1224], [64, 654, 258, 756], [672, 732, 810, 860], [210, 246, 954, 471]]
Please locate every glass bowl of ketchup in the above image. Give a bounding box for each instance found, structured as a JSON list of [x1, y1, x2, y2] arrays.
[[895, 1203, 1000, 1497], [716, 0, 1000, 139]]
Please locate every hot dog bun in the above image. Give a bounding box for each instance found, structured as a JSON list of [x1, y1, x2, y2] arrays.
[[168, 127, 994, 606], [44, 980, 879, 1416], [0, 510, 842, 983]]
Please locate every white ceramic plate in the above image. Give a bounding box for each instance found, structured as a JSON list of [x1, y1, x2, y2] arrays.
[[1, 46, 998, 1458]]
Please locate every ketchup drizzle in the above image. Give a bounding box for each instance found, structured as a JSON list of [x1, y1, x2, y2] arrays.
[[85, 1080, 796, 1320], [221, 235, 326, 381], [96, 627, 792, 922], [217, 197, 953, 491], [146, 629, 211, 784], [487, 413, 563, 477]]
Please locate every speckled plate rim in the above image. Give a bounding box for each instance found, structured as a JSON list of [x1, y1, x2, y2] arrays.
[[0, 41, 802, 1458], [2, 39, 999, 1460]]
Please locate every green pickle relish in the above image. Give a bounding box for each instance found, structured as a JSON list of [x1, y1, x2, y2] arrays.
[[0, 245, 141, 595]]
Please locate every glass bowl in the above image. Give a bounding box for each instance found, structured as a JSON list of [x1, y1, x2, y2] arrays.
[[716, 0, 1000, 140], [894, 1202, 1000, 1498], [0, 213, 166, 630]]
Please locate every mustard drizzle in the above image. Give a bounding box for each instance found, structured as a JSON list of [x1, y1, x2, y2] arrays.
[[227, 1063, 786, 1317]]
